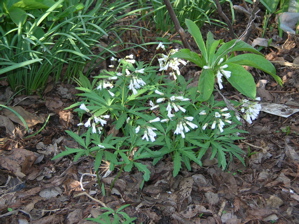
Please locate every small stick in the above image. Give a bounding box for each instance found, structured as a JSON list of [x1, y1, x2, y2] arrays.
[[214, 0, 235, 38], [163, 0, 192, 50]]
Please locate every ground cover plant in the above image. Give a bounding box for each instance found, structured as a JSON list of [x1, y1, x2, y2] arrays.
[[52, 19, 281, 186]]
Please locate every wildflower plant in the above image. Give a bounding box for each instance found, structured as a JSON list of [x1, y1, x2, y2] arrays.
[[52, 40, 266, 184], [172, 19, 283, 101]]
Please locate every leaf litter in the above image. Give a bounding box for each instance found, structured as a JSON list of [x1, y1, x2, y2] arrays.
[[1, 7, 299, 224]]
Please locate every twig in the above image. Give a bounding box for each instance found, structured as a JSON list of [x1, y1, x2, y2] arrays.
[[74, 191, 107, 207], [242, 0, 260, 43], [214, 0, 235, 38], [163, 0, 192, 50]]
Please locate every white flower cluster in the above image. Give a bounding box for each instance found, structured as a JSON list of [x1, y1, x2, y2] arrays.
[[157, 43, 187, 80], [201, 108, 232, 133], [78, 103, 110, 134], [98, 55, 147, 96], [203, 58, 231, 89], [174, 117, 198, 138], [153, 89, 189, 119], [240, 98, 261, 124]]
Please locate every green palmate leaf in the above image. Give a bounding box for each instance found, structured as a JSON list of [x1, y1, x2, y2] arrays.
[[226, 63, 256, 99], [185, 19, 207, 61], [65, 130, 86, 148], [115, 112, 127, 130], [171, 49, 205, 67], [226, 54, 283, 85], [134, 162, 150, 181], [52, 147, 84, 160], [173, 151, 182, 177], [198, 68, 215, 101]]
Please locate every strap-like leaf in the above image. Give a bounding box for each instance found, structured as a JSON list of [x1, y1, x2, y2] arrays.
[[185, 19, 207, 61]]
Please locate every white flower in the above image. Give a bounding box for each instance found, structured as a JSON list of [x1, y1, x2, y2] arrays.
[[92, 123, 97, 133], [169, 72, 177, 80], [156, 98, 166, 103], [202, 123, 208, 130], [125, 54, 136, 64], [97, 80, 114, 90], [149, 117, 160, 123], [111, 56, 117, 61], [141, 126, 157, 142], [183, 123, 190, 133], [241, 99, 261, 124], [108, 90, 115, 97], [149, 100, 159, 110], [218, 119, 225, 133], [199, 110, 207, 115], [185, 121, 198, 129], [220, 65, 231, 79], [177, 105, 186, 113], [215, 112, 221, 118], [135, 126, 141, 133], [84, 118, 91, 127], [161, 118, 169, 123], [98, 144, 105, 148], [94, 115, 109, 126], [80, 103, 89, 112], [174, 96, 189, 101], [203, 65, 211, 69], [216, 71, 224, 89], [155, 89, 164, 95], [135, 68, 145, 73], [184, 116, 194, 121], [156, 42, 165, 50], [77, 123, 84, 126], [174, 122, 185, 138], [217, 58, 224, 65], [211, 120, 216, 129], [128, 76, 146, 94], [216, 64, 231, 89]]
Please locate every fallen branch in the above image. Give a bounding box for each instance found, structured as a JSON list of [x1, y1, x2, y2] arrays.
[[163, 0, 192, 50]]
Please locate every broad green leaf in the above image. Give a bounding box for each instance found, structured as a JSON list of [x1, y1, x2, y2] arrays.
[[52, 147, 83, 160], [226, 63, 256, 99], [198, 68, 215, 101], [8, 7, 27, 25], [13, 0, 56, 9], [226, 54, 282, 85], [185, 19, 207, 61], [215, 39, 262, 61], [171, 49, 205, 67], [173, 151, 182, 177]]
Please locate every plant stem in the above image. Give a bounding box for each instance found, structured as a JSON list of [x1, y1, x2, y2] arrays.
[[163, 0, 192, 50]]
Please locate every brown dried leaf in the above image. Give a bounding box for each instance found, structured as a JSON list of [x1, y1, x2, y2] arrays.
[[2, 106, 44, 127], [0, 148, 37, 178]]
